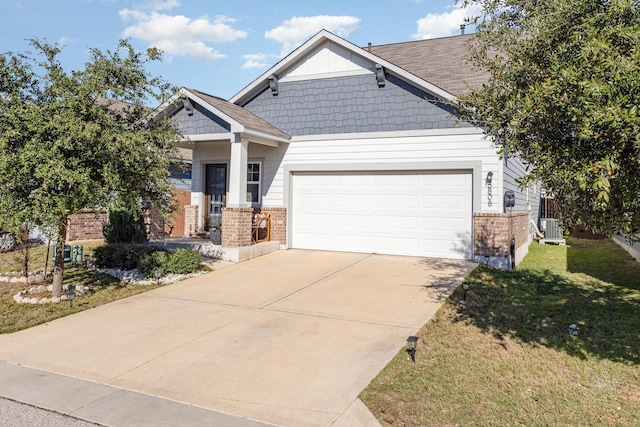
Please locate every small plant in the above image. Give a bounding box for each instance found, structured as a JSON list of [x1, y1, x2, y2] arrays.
[[103, 208, 145, 244]]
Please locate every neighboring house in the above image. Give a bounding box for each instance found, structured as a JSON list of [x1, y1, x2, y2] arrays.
[[154, 29, 540, 268]]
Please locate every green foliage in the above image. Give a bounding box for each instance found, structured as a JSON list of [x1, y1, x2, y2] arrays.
[[0, 38, 184, 293], [103, 209, 145, 244], [137, 250, 169, 277], [93, 244, 159, 270], [163, 249, 202, 275], [94, 244, 202, 278], [138, 248, 202, 277], [458, 0, 640, 237]]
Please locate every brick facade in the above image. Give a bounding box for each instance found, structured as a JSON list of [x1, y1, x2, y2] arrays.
[[260, 208, 287, 245], [66, 210, 107, 242], [222, 207, 253, 247], [474, 211, 529, 258], [184, 205, 199, 236]]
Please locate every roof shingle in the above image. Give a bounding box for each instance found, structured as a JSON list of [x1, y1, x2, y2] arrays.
[[188, 88, 290, 140], [368, 34, 490, 97]]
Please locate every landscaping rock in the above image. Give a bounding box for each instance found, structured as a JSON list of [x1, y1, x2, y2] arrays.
[[28, 287, 39, 294], [47, 285, 53, 292], [36, 285, 47, 293], [50, 296, 60, 303], [13, 294, 22, 303], [38, 298, 49, 304], [9, 277, 19, 284], [29, 298, 38, 304]]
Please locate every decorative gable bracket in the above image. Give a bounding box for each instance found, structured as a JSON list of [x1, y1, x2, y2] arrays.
[[375, 64, 385, 88], [268, 74, 279, 96]]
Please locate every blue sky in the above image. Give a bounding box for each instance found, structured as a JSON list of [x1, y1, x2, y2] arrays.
[[0, 0, 480, 100]]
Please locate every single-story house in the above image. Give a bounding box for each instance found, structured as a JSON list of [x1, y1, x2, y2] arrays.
[[154, 29, 541, 269]]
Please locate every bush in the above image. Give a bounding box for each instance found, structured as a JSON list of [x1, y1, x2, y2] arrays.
[[137, 250, 169, 277], [94, 244, 203, 278], [103, 209, 145, 244], [164, 249, 202, 275], [93, 244, 159, 270]]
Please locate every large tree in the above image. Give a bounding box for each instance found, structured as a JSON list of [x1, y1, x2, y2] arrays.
[[0, 40, 182, 295], [458, 0, 640, 237]]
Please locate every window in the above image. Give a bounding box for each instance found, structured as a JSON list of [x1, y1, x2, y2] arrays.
[[247, 162, 261, 205], [168, 161, 192, 180]]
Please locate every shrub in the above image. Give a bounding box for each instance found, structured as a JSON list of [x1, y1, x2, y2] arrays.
[[164, 249, 202, 275], [103, 209, 145, 244], [137, 250, 169, 277], [94, 244, 203, 278], [93, 244, 159, 270]]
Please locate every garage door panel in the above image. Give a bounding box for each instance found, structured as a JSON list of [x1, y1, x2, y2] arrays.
[[379, 194, 419, 208], [336, 213, 374, 227], [336, 194, 374, 207], [292, 171, 472, 259]]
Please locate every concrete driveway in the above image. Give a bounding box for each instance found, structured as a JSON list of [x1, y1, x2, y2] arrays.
[[0, 250, 475, 427]]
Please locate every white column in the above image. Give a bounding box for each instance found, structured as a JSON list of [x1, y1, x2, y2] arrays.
[[227, 136, 249, 208]]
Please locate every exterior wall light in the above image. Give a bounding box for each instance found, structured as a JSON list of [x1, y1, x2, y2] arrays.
[[407, 335, 419, 362]]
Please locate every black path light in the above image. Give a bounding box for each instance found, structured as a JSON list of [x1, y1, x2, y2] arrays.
[[462, 281, 470, 301], [407, 336, 419, 363]]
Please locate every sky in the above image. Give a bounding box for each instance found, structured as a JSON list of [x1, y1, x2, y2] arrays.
[[0, 0, 481, 100]]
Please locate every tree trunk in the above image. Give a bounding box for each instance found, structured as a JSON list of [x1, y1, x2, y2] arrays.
[[51, 220, 67, 297]]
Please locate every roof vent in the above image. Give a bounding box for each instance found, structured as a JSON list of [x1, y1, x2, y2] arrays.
[[367, 42, 372, 52], [460, 24, 466, 35], [375, 64, 386, 88], [268, 74, 279, 96]]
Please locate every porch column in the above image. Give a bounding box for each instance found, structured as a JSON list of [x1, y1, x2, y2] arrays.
[[227, 136, 250, 208]]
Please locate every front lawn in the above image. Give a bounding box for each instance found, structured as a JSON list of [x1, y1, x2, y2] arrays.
[[361, 237, 640, 426]]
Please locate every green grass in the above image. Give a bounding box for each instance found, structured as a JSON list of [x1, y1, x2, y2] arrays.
[[0, 240, 162, 334], [361, 237, 640, 426]]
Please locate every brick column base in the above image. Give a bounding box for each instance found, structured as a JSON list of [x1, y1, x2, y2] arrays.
[[474, 211, 530, 269], [184, 205, 199, 236], [222, 207, 253, 247], [260, 207, 286, 245]]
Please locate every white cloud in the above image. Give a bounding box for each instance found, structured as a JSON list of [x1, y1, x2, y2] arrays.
[[412, 4, 482, 39], [241, 53, 274, 69], [265, 15, 360, 56], [119, 3, 247, 62]]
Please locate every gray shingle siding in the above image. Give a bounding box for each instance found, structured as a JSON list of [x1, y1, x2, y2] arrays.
[[241, 74, 471, 136], [171, 102, 230, 135]]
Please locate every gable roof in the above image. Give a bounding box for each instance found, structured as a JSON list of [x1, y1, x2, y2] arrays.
[[187, 89, 289, 140], [368, 34, 490, 97], [152, 87, 290, 143], [230, 29, 459, 105]]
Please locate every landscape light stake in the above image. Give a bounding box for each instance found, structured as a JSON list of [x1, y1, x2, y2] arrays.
[[462, 281, 470, 301], [66, 284, 75, 309], [407, 336, 418, 363]]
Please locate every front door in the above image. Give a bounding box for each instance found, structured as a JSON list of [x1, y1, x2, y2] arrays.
[[205, 164, 227, 229]]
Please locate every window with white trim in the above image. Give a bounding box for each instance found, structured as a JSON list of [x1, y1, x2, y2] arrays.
[[247, 161, 261, 205]]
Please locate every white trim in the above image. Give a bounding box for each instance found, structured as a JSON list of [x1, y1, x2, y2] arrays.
[[181, 133, 232, 142], [279, 69, 373, 83], [290, 127, 486, 142], [247, 160, 262, 207], [230, 30, 457, 105]]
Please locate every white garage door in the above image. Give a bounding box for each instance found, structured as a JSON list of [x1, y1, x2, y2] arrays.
[[291, 171, 472, 259]]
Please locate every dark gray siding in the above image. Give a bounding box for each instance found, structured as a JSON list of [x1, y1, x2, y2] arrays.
[[241, 74, 471, 136], [171, 102, 230, 135]]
